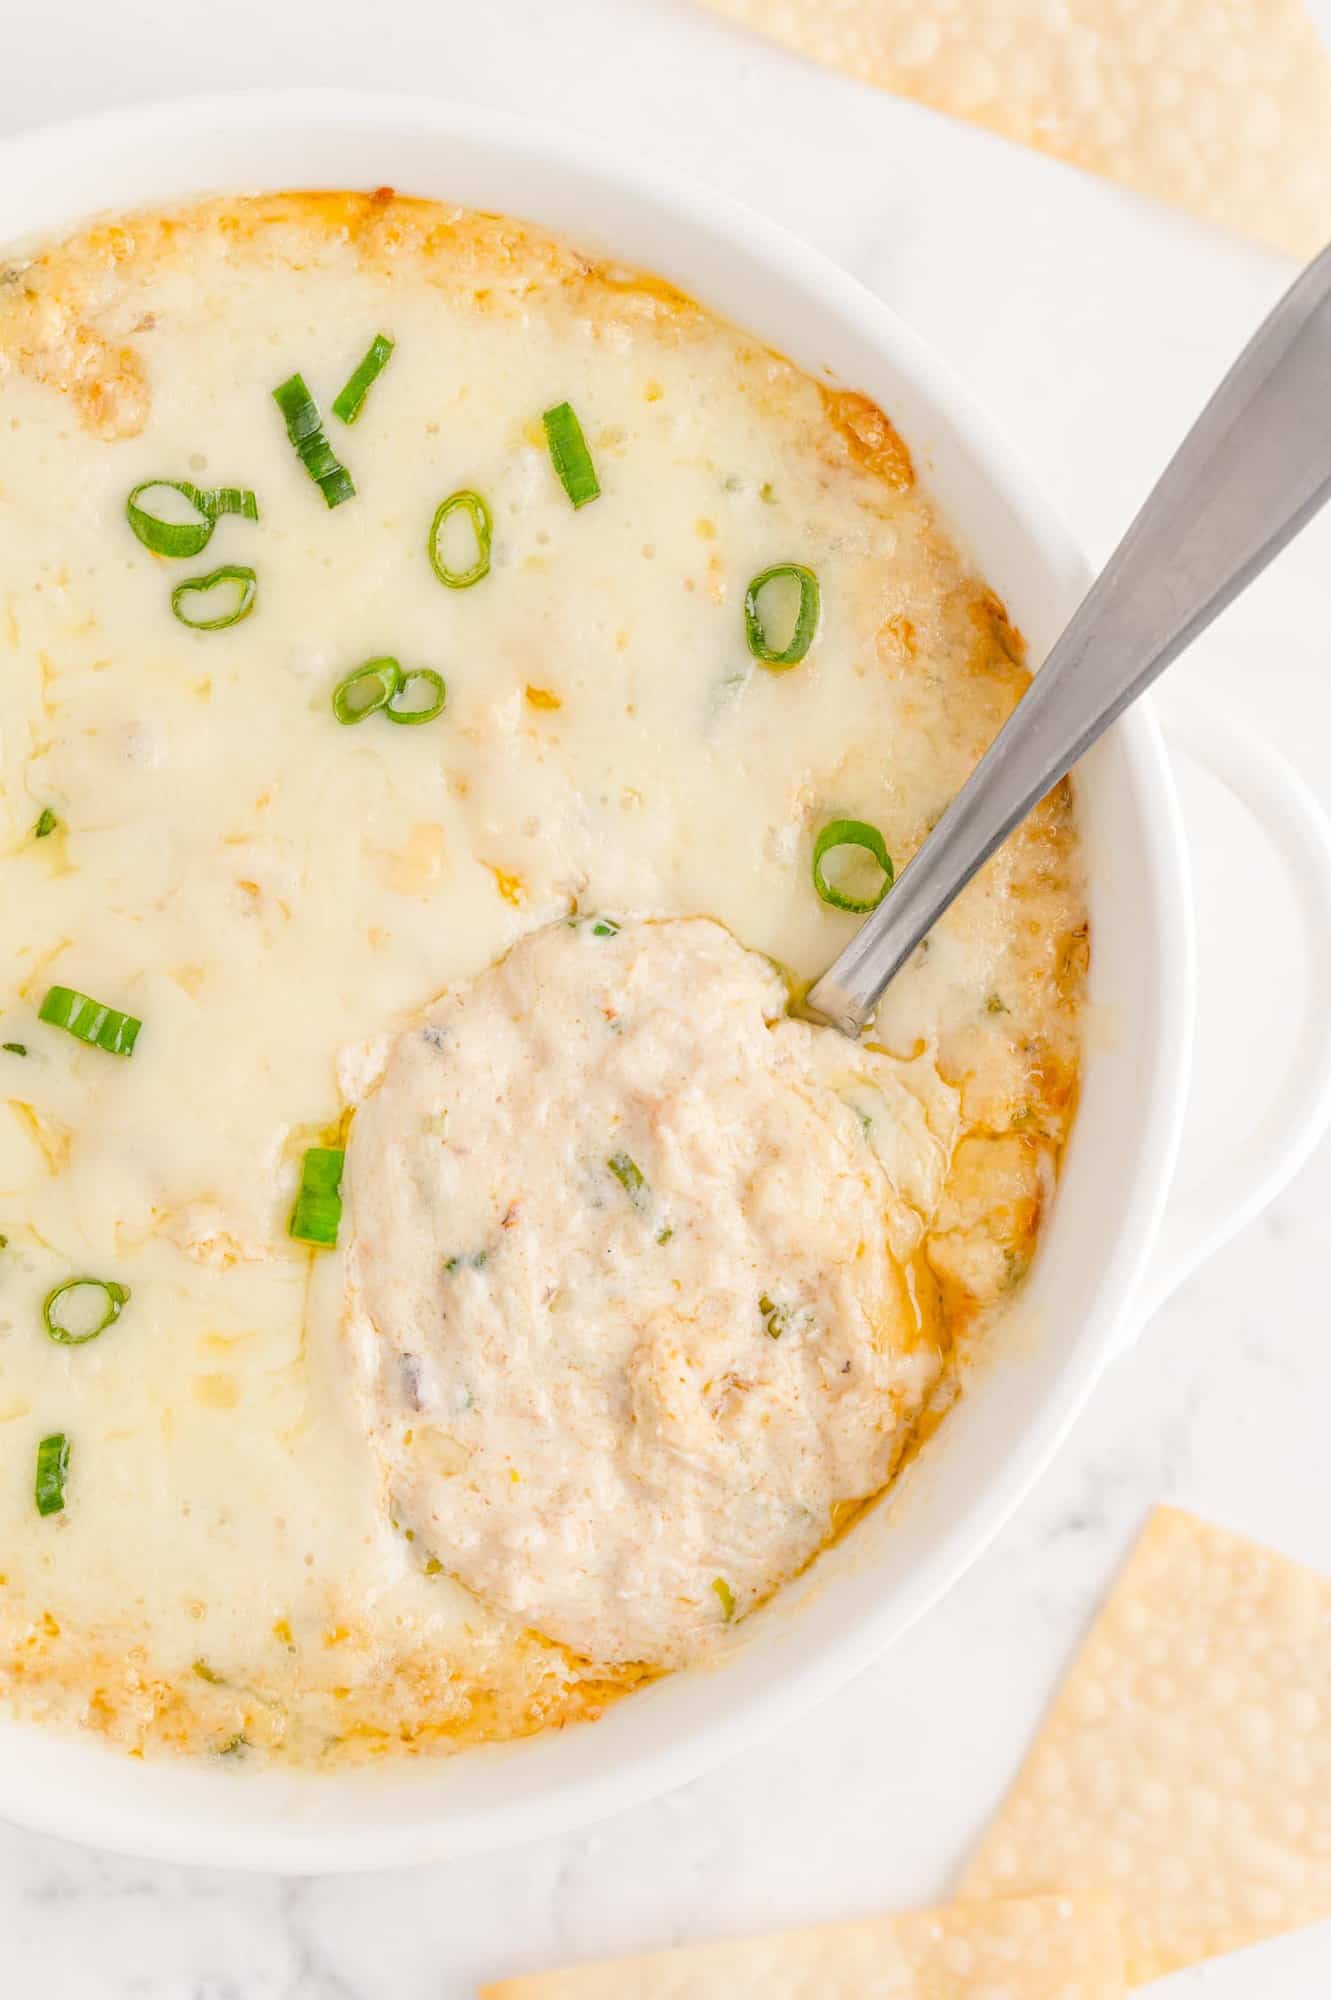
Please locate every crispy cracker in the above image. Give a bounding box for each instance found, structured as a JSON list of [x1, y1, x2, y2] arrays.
[[962, 1505, 1331, 1981], [699, 0, 1331, 258], [481, 1893, 1124, 1997]]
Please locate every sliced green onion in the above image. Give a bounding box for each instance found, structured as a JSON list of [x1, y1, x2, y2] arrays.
[[542, 401, 600, 509], [428, 490, 492, 588], [331, 333, 395, 425], [759, 1292, 788, 1339], [812, 819, 895, 914], [39, 984, 141, 1056], [385, 669, 447, 726], [33, 807, 58, 839], [290, 1147, 344, 1248], [171, 565, 256, 632], [35, 1433, 69, 1517], [332, 658, 402, 724], [44, 1276, 130, 1345], [2, 1042, 26, 1056], [204, 488, 260, 521], [744, 564, 820, 669], [272, 373, 355, 508], [0, 1236, 8, 1251], [712, 1576, 736, 1621], [125, 480, 259, 558], [444, 1249, 488, 1274], [607, 1152, 647, 1208], [590, 917, 619, 937]]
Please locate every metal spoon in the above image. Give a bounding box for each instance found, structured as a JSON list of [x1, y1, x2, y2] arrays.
[[807, 241, 1331, 1037]]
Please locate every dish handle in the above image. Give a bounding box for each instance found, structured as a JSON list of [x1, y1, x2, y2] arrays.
[[1126, 697, 1331, 1337]]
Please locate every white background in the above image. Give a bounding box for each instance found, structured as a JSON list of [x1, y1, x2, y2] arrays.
[[4, 2, 1331, 1994]]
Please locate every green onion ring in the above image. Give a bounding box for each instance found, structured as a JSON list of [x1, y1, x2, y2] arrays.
[[44, 1276, 130, 1346], [812, 819, 894, 913], [331, 658, 403, 724], [384, 668, 447, 727], [272, 373, 355, 508], [290, 1147, 344, 1248], [125, 480, 259, 558], [170, 565, 257, 632], [542, 401, 601, 509], [332, 333, 395, 425], [35, 1433, 70, 1516], [744, 563, 820, 668], [607, 1152, 648, 1208], [427, 490, 492, 589], [39, 984, 141, 1056], [33, 807, 58, 839]]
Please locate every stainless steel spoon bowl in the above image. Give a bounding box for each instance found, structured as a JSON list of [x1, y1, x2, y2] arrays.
[[807, 242, 1331, 1036]]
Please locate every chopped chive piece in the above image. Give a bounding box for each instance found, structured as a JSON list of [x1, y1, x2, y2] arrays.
[[759, 1292, 788, 1339], [607, 1152, 647, 1208], [43, 1276, 129, 1345], [171, 564, 256, 631], [656, 1225, 674, 1245], [272, 373, 355, 508], [590, 917, 619, 937], [712, 1576, 736, 1621], [444, 1249, 488, 1274], [217, 1734, 247, 1757], [35, 1433, 69, 1516], [744, 563, 820, 669], [39, 984, 141, 1056], [33, 808, 58, 839], [2, 1043, 26, 1056], [428, 489, 493, 588], [542, 402, 600, 508], [192, 1658, 223, 1684], [290, 1147, 344, 1248], [125, 480, 259, 558], [384, 668, 447, 726], [812, 819, 894, 914], [331, 333, 395, 425], [985, 992, 1009, 1015], [332, 657, 402, 724], [0, 1236, 7, 1250]]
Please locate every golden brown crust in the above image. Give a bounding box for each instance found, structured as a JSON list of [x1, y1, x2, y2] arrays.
[[0, 191, 722, 441], [818, 385, 915, 491], [0, 1589, 649, 1763]]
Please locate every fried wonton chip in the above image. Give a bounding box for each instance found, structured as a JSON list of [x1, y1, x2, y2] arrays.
[[962, 1506, 1331, 1981], [481, 1893, 1124, 1998], [698, 0, 1331, 258]]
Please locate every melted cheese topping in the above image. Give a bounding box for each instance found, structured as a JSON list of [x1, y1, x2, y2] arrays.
[[0, 192, 1084, 1763]]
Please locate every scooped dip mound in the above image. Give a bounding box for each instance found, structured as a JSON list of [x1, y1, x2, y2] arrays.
[[344, 916, 962, 1665]]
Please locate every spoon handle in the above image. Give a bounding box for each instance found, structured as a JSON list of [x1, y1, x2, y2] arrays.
[[807, 240, 1331, 1036]]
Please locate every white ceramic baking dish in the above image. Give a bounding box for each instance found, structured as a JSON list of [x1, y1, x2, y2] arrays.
[[1, 88, 1329, 1872]]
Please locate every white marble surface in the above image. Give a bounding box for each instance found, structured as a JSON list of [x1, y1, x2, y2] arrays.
[[4, 2, 1331, 1992]]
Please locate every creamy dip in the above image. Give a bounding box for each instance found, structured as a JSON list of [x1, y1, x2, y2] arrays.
[[0, 192, 1085, 1763], [347, 916, 963, 1665]]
